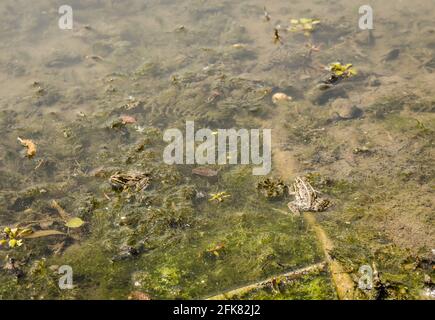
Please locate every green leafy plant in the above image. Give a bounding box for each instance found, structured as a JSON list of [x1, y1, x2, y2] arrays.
[[328, 62, 358, 78], [0, 227, 32, 248]]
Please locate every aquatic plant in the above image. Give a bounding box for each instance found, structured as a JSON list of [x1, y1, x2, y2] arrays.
[[289, 18, 321, 35], [256, 178, 287, 200], [328, 62, 357, 78], [0, 227, 32, 249], [209, 192, 231, 203]]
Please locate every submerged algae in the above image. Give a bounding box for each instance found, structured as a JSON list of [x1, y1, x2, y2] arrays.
[[0, 0, 434, 301]]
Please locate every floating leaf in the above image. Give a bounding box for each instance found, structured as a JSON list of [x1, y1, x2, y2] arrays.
[[65, 217, 85, 228]]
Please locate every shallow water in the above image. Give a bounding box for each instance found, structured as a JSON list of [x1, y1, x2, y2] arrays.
[[0, 0, 434, 299]]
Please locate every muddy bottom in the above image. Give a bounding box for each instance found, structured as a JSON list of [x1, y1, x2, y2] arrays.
[[0, 0, 434, 300]]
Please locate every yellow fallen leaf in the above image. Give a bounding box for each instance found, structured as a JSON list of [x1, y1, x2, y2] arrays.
[[65, 217, 85, 228]]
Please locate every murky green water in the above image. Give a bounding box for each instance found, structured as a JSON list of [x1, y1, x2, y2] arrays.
[[0, 0, 434, 300]]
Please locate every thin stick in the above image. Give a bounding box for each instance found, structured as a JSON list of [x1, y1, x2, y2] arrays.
[[206, 262, 326, 300]]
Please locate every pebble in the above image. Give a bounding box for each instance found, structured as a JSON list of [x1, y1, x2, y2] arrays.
[[272, 92, 292, 104]]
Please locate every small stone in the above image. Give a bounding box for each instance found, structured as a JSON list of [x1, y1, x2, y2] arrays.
[[120, 115, 137, 124], [272, 92, 292, 104]]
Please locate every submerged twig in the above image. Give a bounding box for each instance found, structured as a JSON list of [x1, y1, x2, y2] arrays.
[[206, 262, 326, 300]]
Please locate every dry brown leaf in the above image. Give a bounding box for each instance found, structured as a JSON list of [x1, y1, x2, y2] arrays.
[[17, 137, 37, 157]]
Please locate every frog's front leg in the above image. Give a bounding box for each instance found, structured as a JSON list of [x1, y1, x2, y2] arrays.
[[287, 202, 301, 216]]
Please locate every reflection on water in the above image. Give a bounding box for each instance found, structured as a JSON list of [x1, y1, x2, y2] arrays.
[[0, 0, 434, 300]]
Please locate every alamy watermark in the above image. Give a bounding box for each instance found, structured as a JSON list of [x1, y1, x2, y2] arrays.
[[163, 121, 271, 175], [359, 5, 374, 30], [58, 5, 73, 30], [58, 5, 373, 31], [58, 265, 73, 289], [358, 265, 373, 290]]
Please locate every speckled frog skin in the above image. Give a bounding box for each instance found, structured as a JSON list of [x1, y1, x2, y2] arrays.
[[287, 177, 330, 215]]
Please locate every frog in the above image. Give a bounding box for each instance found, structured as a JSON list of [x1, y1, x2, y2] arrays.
[[287, 177, 330, 216], [109, 172, 151, 192]]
